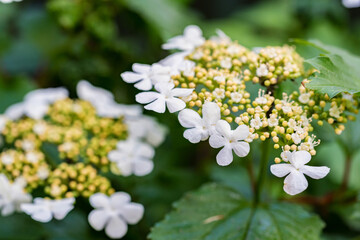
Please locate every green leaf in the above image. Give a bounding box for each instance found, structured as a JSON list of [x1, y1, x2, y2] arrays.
[[296, 40, 360, 98], [149, 183, 324, 240]]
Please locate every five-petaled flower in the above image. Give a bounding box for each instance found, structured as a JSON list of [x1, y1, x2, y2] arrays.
[[270, 151, 330, 195], [162, 25, 205, 51]]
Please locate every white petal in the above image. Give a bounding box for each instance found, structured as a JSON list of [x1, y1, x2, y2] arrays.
[[135, 92, 159, 104], [215, 120, 232, 139], [166, 98, 186, 113], [89, 193, 110, 208], [117, 161, 133, 176], [184, 25, 203, 37], [138, 143, 155, 159], [232, 142, 250, 157], [133, 158, 154, 176], [178, 109, 202, 128], [110, 192, 131, 209], [88, 209, 110, 231], [21, 204, 53, 223], [183, 128, 203, 143], [202, 102, 221, 126], [105, 216, 128, 239], [283, 171, 308, 195], [1, 204, 15, 216], [154, 82, 174, 93], [301, 166, 330, 179], [121, 203, 144, 224], [121, 72, 144, 83], [52, 199, 74, 220], [216, 146, 233, 166], [4, 102, 25, 120], [132, 63, 151, 73], [108, 150, 122, 162], [134, 78, 153, 91], [209, 134, 226, 148], [232, 125, 250, 141], [144, 98, 166, 113], [171, 88, 194, 98], [24, 102, 49, 120], [290, 151, 312, 169], [77, 80, 114, 103], [270, 164, 293, 177]]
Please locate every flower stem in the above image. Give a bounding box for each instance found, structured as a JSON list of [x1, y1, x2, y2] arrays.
[[254, 140, 270, 205]]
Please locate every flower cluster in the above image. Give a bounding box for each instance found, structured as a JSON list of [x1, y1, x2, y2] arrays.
[[122, 25, 360, 196], [0, 81, 166, 239]]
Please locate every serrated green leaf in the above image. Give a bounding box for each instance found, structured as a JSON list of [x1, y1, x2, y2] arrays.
[[149, 183, 324, 240], [297, 40, 360, 98]]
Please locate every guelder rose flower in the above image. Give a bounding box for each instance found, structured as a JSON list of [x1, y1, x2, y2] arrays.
[[256, 64, 269, 77], [0, 0, 22, 3], [121, 63, 173, 90], [77, 81, 142, 118], [0, 174, 31, 216], [162, 25, 205, 51], [209, 120, 250, 166], [270, 151, 330, 195], [178, 102, 221, 143], [135, 82, 193, 113], [108, 140, 154, 176], [88, 192, 144, 239], [21, 197, 75, 223]]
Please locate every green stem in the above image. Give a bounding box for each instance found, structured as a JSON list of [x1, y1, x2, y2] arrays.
[[254, 140, 270, 205]]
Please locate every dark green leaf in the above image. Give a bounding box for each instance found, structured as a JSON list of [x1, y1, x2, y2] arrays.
[[149, 183, 324, 240]]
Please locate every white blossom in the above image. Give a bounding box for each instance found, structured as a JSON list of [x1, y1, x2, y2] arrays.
[[268, 114, 279, 127], [135, 82, 193, 113], [178, 102, 220, 143], [298, 93, 311, 104], [162, 25, 205, 51], [220, 57, 232, 69], [329, 104, 342, 118], [210, 29, 231, 44], [1, 153, 14, 165], [121, 63, 173, 90], [0, 174, 31, 216], [270, 151, 330, 195], [4, 88, 68, 120], [88, 192, 144, 239], [21, 197, 75, 223], [209, 120, 250, 166], [212, 88, 225, 99], [342, 0, 360, 8], [256, 64, 269, 77], [0, 0, 22, 3], [108, 140, 154, 176], [250, 115, 262, 129], [230, 92, 242, 103], [77, 80, 142, 118]]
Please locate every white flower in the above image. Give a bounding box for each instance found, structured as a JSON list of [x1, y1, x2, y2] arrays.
[[227, 44, 245, 55], [179, 60, 196, 78], [342, 0, 360, 8], [77, 80, 142, 118], [250, 115, 262, 130], [270, 151, 330, 195], [212, 88, 225, 99], [5, 87, 68, 120], [37, 166, 49, 180], [125, 116, 166, 147], [255, 89, 268, 105], [298, 93, 311, 104], [135, 82, 193, 113], [214, 75, 226, 84], [0, 0, 22, 3], [88, 192, 144, 239], [256, 64, 269, 77], [21, 197, 75, 223], [121, 63, 173, 90], [209, 120, 250, 166], [291, 133, 301, 144], [280, 150, 293, 162], [329, 104, 342, 118], [210, 29, 231, 44], [108, 140, 154, 176], [25, 152, 40, 163], [268, 114, 279, 127], [230, 92, 242, 103], [21, 139, 35, 152], [0, 174, 31, 216], [1, 153, 14, 165], [178, 102, 220, 143], [33, 122, 47, 135], [162, 25, 205, 51], [220, 57, 232, 69]]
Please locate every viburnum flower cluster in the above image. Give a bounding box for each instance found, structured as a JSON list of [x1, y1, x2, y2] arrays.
[[122, 25, 360, 196], [0, 81, 166, 239]]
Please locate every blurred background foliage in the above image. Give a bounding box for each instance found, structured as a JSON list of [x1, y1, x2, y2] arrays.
[[0, 0, 360, 239]]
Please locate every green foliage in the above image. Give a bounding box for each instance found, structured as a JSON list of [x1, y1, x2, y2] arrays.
[[149, 183, 324, 240], [296, 40, 360, 98]]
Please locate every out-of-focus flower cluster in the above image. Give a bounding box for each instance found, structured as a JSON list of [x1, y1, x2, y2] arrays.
[[122, 25, 360, 196], [0, 81, 166, 239]]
